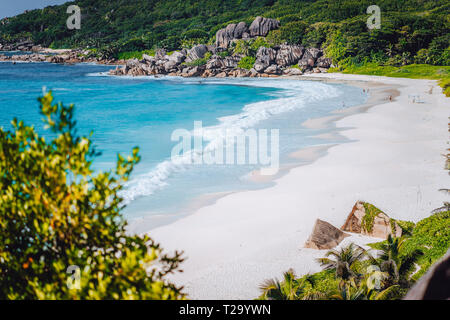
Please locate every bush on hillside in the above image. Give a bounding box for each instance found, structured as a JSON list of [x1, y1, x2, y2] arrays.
[[0, 92, 185, 299]]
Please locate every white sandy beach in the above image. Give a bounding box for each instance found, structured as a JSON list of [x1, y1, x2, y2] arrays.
[[150, 74, 449, 299]]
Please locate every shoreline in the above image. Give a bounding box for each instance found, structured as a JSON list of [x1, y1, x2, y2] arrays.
[[149, 73, 449, 299], [126, 76, 375, 234], [128, 74, 395, 234]]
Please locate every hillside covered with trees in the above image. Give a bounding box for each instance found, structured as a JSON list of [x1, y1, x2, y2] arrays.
[[0, 0, 449, 67]]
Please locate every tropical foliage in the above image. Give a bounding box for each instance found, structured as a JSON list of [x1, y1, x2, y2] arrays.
[[238, 56, 256, 70], [259, 269, 324, 300], [0, 0, 448, 66], [316, 243, 366, 282], [0, 92, 185, 299], [260, 210, 450, 300]]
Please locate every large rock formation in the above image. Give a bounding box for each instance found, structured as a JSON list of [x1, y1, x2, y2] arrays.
[[275, 44, 304, 67], [168, 51, 186, 64], [305, 219, 349, 250], [249, 16, 280, 37], [215, 17, 280, 48], [185, 44, 208, 62], [154, 48, 167, 60], [341, 201, 402, 239], [215, 22, 249, 48], [316, 56, 332, 68], [253, 46, 277, 72], [298, 49, 316, 69]]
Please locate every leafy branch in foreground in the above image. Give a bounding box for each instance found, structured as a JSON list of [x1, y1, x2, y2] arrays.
[[0, 91, 185, 299]]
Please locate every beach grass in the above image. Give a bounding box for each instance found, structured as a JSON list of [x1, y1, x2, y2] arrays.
[[330, 63, 450, 96]]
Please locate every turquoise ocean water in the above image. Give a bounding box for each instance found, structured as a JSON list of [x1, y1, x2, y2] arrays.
[[0, 59, 367, 230]]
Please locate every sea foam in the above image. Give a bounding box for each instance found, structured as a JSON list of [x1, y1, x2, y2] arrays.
[[121, 78, 340, 204]]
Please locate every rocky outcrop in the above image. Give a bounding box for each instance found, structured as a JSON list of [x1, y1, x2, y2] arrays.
[[316, 56, 332, 68], [107, 44, 329, 78], [264, 64, 281, 75], [154, 48, 167, 60], [0, 40, 34, 51], [216, 22, 249, 48], [249, 16, 280, 37], [305, 219, 350, 250], [168, 51, 186, 64], [283, 67, 303, 75], [253, 47, 277, 72], [341, 201, 402, 239], [0, 48, 117, 64], [215, 17, 279, 49], [185, 44, 208, 62], [275, 44, 304, 67], [298, 49, 316, 69]]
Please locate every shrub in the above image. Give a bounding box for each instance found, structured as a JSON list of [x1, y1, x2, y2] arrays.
[[182, 29, 208, 43], [402, 211, 450, 280], [0, 92, 185, 299], [216, 50, 230, 58], [266, 30, 284, 47], [238, 56, 256, 70], [324, 31, 349, 65], [368, 211, 450, 281], [232, 39, 254, 56], [250, 37, 271, 51], [158, 35, 181, 51], [361, 203, 383, 233], [279, 21, 309, 45], [427, 35, 450, 66], [438, 78, 450, 97]]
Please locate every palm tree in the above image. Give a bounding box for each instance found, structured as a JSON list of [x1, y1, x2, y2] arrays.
[[259, 270, 323, 300], [330, 279, 366, 300], [316, 243, 367, 281], [360, 266, 402, 299], [376, 235, 423, 287]]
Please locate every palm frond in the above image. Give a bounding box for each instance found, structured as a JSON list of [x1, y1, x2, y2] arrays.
[[373, 285, 401, 300]]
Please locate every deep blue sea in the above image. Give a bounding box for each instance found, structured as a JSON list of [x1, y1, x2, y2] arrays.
[[0, 59, 367, 231]]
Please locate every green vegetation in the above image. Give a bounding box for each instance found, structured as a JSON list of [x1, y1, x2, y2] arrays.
[[438, 78, 450, 97], [317, 243, 366, 282], [260, 210, 450, 300], [330, 63, 450, 95], [0, 92, 185, 299], [361, 202, 383, 233], [369, 211, 450, 280], [117, 50, 156, 60], [238, 56, 256, 70], [216, 50, 231, 58], [259, 270, 325, 300], [0, 0, 447, 67]]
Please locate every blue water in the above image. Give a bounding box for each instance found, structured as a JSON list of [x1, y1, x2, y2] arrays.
[[0, 60, 367, 230], [0, 51, 32, 56]]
